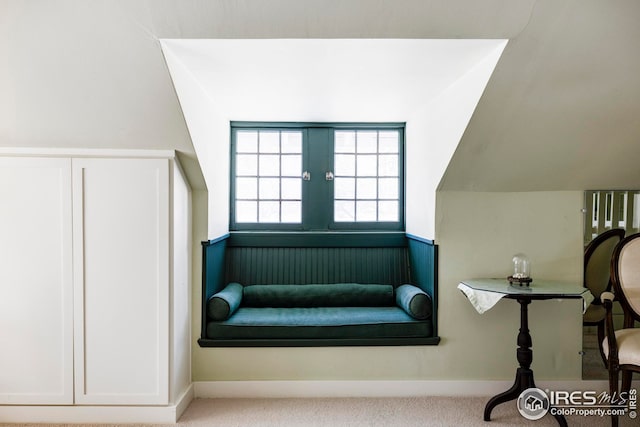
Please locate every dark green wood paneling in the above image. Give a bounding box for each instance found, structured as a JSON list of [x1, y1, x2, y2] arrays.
[[201, 235, 228, 339], [231, 121, 405, 130], [406, 234, 438, 337], [228, 231, 407, 247], [305, 127, 333, 230], [224, 246, 410, 286]]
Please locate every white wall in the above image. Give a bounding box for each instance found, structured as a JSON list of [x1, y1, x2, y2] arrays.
[[435, 191, 585, 379], [161, 42, 230, 239], [405, 42, 507, 239]]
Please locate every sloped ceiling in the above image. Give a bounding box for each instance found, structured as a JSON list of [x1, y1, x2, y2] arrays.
[[439, 0, 640, 191], [2, 0, 639, 191]]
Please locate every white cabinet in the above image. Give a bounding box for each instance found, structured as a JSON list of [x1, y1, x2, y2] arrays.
[[72, 158, 170, 405], [0, 157, 74, 404], [0, 152, 191, 415]]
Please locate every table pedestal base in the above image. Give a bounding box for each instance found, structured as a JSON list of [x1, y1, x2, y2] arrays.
[[483, 298, 567, 427], [484, 367, 534, 421]]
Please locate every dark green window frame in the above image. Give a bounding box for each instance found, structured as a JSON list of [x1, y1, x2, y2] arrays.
[[230, 122, 405, 232]]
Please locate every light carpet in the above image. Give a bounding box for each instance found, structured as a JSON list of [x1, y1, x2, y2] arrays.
[[3, 396, 636, 427]]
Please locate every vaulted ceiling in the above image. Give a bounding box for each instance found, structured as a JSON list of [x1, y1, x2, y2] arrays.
[[2, 0, 639, 191]]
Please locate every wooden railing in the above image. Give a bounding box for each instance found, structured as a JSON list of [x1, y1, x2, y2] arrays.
[[584, 190, 640, 244]]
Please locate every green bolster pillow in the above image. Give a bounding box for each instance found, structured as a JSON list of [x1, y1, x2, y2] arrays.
[[242, 283, 395, 308], [395, 284, 432, 320], [208, 282, 243, 320]]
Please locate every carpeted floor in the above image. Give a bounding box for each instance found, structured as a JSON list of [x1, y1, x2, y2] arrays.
[[173, 396, 634, 426], [2, 396, 637, 427]]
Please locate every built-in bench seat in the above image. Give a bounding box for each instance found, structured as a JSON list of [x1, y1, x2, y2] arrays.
[[199, 232, 440, 347], [206, 282, 433, 341]]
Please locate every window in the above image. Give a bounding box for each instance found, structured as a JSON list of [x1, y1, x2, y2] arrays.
[[333, 130, 400, 223], [234, 129, 303, 224], [230, 123, 404, 231]]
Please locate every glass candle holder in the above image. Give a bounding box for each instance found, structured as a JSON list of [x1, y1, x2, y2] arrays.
[[512, 253, 531, 279], [508, 253, 532, 286]]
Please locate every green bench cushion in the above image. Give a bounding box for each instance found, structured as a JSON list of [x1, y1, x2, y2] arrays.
[[242, 283, 394, 308], [206, 307, 432, 340], [395, 284, 432, 320], [207, 282, 243, 320]]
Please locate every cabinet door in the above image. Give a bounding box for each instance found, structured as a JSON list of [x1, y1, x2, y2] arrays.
[[0, 157, 73, 404], [73, 158, 169, 405]]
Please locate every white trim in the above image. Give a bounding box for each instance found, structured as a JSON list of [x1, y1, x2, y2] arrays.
[[0, 147, 176, 158], [175, 384, 196, 422], [194, 380, 638, 399], [0, 384, 194, 424]]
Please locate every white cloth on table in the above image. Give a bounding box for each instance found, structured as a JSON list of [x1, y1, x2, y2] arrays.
[[457, 282, 595, 314], [457, 283, 505, 314]]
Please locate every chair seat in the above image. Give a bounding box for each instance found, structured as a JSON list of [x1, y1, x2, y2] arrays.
[[583, 304, 606, 323], [603, 328, 640, 366]]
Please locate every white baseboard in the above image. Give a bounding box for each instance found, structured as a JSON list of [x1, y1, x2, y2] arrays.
[[175, 383, 196, 420], [194, 379, 638, 399], [0, 384, 194, 424]]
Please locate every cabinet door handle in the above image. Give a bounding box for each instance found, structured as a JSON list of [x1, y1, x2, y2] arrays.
[[325, 171, 334, 181], [302, 171, 311, 181]]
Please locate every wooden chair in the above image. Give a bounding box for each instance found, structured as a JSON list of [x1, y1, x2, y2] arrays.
[[602, 232, 640, 427], [583, 228, 625, 366]]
